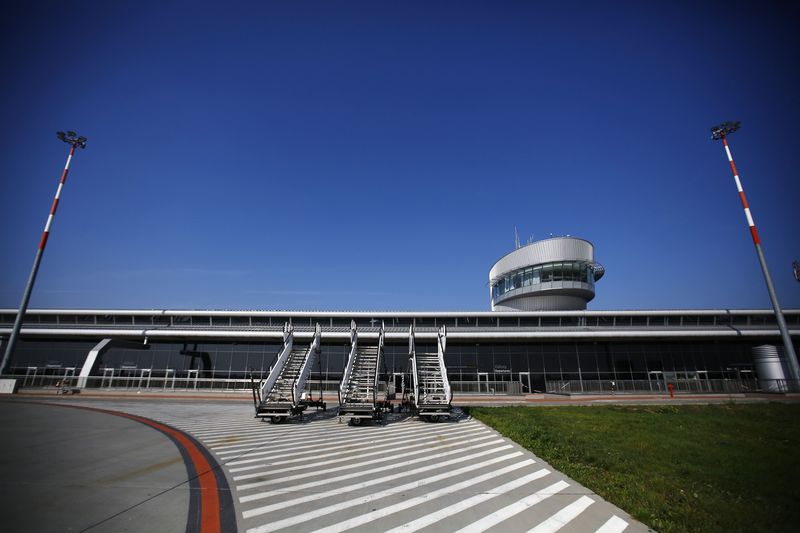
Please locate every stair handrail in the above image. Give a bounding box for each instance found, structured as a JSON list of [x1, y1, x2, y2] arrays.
[[437, 324, 452, 404], [374, 323, 385, 406], [339, 320, 358, 405], [259, 322, 294, 402], [293, 323, 321, 405], [409, 324, 420, 409]]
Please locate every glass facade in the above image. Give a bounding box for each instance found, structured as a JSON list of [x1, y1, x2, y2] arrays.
[[491, 261, 595, 300], [6, 337, 794, 392], [1, 310, 797, 392]]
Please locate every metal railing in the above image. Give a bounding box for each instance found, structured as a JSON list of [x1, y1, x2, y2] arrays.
[[450, 380, 522, 394], [544, 378, 799, 394], [7, 365, 799, 395]]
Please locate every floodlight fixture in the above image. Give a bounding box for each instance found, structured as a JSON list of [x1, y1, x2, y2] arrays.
[[710, 121, 741, 140], [57, 130, 87, 149], [710, 121, 800, 387]]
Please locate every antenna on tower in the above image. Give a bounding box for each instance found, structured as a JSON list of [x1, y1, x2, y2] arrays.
[[514, 227, 520, 249]]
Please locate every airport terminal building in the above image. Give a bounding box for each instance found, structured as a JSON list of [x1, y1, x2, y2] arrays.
[[2, 238, 798, 394]]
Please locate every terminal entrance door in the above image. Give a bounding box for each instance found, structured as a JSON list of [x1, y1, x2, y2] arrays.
[[391, 372, 405, 398], [518, 372, 531, 394], [477, 372, 489, 393]]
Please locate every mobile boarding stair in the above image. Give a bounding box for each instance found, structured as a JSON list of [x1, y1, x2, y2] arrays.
[[338, 321, 390, 425], [251, 323, 325, 423], [408, 324, 452, 422]]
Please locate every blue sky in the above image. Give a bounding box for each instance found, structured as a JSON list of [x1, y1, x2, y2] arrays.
[[0, 1, 798, 311]]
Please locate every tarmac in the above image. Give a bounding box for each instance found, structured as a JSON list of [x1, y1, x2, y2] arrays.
[[1, 389, 797, 532]]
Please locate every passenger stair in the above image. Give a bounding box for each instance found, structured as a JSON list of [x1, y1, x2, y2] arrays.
[[409, 324, 452, 421], [251, 323, 324, 422], [338, 322, 389, 425]]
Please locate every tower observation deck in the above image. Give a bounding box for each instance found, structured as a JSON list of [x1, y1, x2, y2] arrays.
[[489, 236, 604, 311]]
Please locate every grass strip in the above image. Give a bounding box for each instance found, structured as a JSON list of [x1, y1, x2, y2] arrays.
[[468, 403, 800, 533]]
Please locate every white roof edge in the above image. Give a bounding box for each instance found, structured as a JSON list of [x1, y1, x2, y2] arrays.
[[1, 308, 797, 316], [2, 327, 797, 340]]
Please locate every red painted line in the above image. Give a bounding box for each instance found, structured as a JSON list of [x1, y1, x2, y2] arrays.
[[50, 197, 59, 215], [116, 412, 221, 533], [729, 160, 738, 175], [26, 402, 227, 533], [38, 232, 49, 250], [60, 168, 69, 185]]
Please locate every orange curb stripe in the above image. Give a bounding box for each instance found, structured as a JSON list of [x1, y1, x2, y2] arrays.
[[102, 411, 221, 533]]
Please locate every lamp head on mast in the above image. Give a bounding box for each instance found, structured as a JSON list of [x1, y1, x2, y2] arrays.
[[56, 131, 87, 149], [710, 121, 740, 141]]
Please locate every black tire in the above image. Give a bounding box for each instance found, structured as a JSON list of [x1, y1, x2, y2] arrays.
[[270, 416, 280, 424], [350, 417, 362, 426]]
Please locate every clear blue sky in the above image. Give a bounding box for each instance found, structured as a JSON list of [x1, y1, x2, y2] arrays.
[[1, 1, 798, 311]]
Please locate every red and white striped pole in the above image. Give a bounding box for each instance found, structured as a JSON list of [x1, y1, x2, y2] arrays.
[[1, 132, 86, 376], [39, 144, 76, 251], [712, 122, 800, 386], [722, 136, 761, 246]]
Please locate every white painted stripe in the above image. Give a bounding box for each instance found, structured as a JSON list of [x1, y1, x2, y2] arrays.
[[384, 469, 550, 533], [54, 182, 64, 200], [527, 495, 594, 533], [228, 425, 485, 470], [332, 467, 550, 533], [219, 426, 482, 464], [227, 424, 484, 461], [218, 421, 471, 444], [243, 455, 530, 519], [219, 422, 482, 458], [43, 214, 54, 233], [734, 174, 743, 192], [214, 420, 479, 452], [240, 444, 518, 504], [64, 153, 73, 169], [245, 453, 528, 531], [724, 145, 733, 161], [210, 426, 360, 448], [233, 434, 501, 481], [453, 480, 570, 533], [744, 207, 755, 227], [595, 515, 629, 533]]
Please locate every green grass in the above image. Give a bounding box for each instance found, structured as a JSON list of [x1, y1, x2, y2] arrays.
[[468, 403, 800, 533]]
